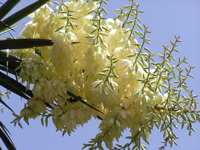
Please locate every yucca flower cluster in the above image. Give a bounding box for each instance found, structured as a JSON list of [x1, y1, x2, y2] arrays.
[[12, 0, 165, 148]]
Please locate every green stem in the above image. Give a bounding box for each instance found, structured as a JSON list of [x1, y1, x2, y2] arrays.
[[122, 0, 134, 28], [142, 54, 151, 92], [132, 26, 147, 68], [154, 48, 167, 92]]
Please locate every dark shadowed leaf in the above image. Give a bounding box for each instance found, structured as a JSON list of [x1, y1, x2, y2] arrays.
[[0, 39, 53, 49], [0, 121, 16, 150], [0, 0, 50, 32]]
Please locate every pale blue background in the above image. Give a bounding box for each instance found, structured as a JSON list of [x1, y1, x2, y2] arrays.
[[0, 0, 199, 150]]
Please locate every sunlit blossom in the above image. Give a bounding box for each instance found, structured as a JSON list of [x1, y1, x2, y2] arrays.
[[12, 0, 164, 147]]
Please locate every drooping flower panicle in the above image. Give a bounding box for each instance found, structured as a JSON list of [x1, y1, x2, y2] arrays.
[[11, 0, 185, 148]]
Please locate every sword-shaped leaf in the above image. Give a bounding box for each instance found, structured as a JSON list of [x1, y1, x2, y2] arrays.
[[0, 98, 14, 113], [0, 24, 24, 35], [0, 121, 16, 150], [0, 66, 19, 76], [0, 0, 20, 20], [0, 39, 53, 49], [0, 50, 21, 74], [0, 71, 32, 99], [0, 0, 50, 32]]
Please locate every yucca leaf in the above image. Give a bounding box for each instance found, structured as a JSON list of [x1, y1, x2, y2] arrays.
[[0, 70, 33, 97], [0, 20, 15, 32], [0, 50, 21, 62], [0, 57, 20, 62], [0, 24, 24, 35], [0, 71, 53, 109], [0, 0, 20, 20], [0, 53, 54, 109], [0, 51, 21, 74], [0, 98, 14, 113], [0, 121, 16, 150], [0, 71, 32, 99], [0, 0, 50, 32], [0, 79, 30, 100], [0, 39, 53, 49], [0, 61, 20, 74], [0, 128, 16, 150], [0, 66, 18, 75], [0, 121, 11, 137]]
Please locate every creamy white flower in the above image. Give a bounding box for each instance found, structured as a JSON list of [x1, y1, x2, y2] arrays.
[[12, 0, 165, 145]]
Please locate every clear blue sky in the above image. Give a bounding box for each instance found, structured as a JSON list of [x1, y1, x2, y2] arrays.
[[0, 0, 200, 150]]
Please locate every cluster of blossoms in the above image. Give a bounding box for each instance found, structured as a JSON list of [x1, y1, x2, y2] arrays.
[[12, 0, 166, 147]]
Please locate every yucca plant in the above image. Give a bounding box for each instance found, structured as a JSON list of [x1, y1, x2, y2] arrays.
[[0, 0, 199, 149], [0, 0, 53, 149]]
